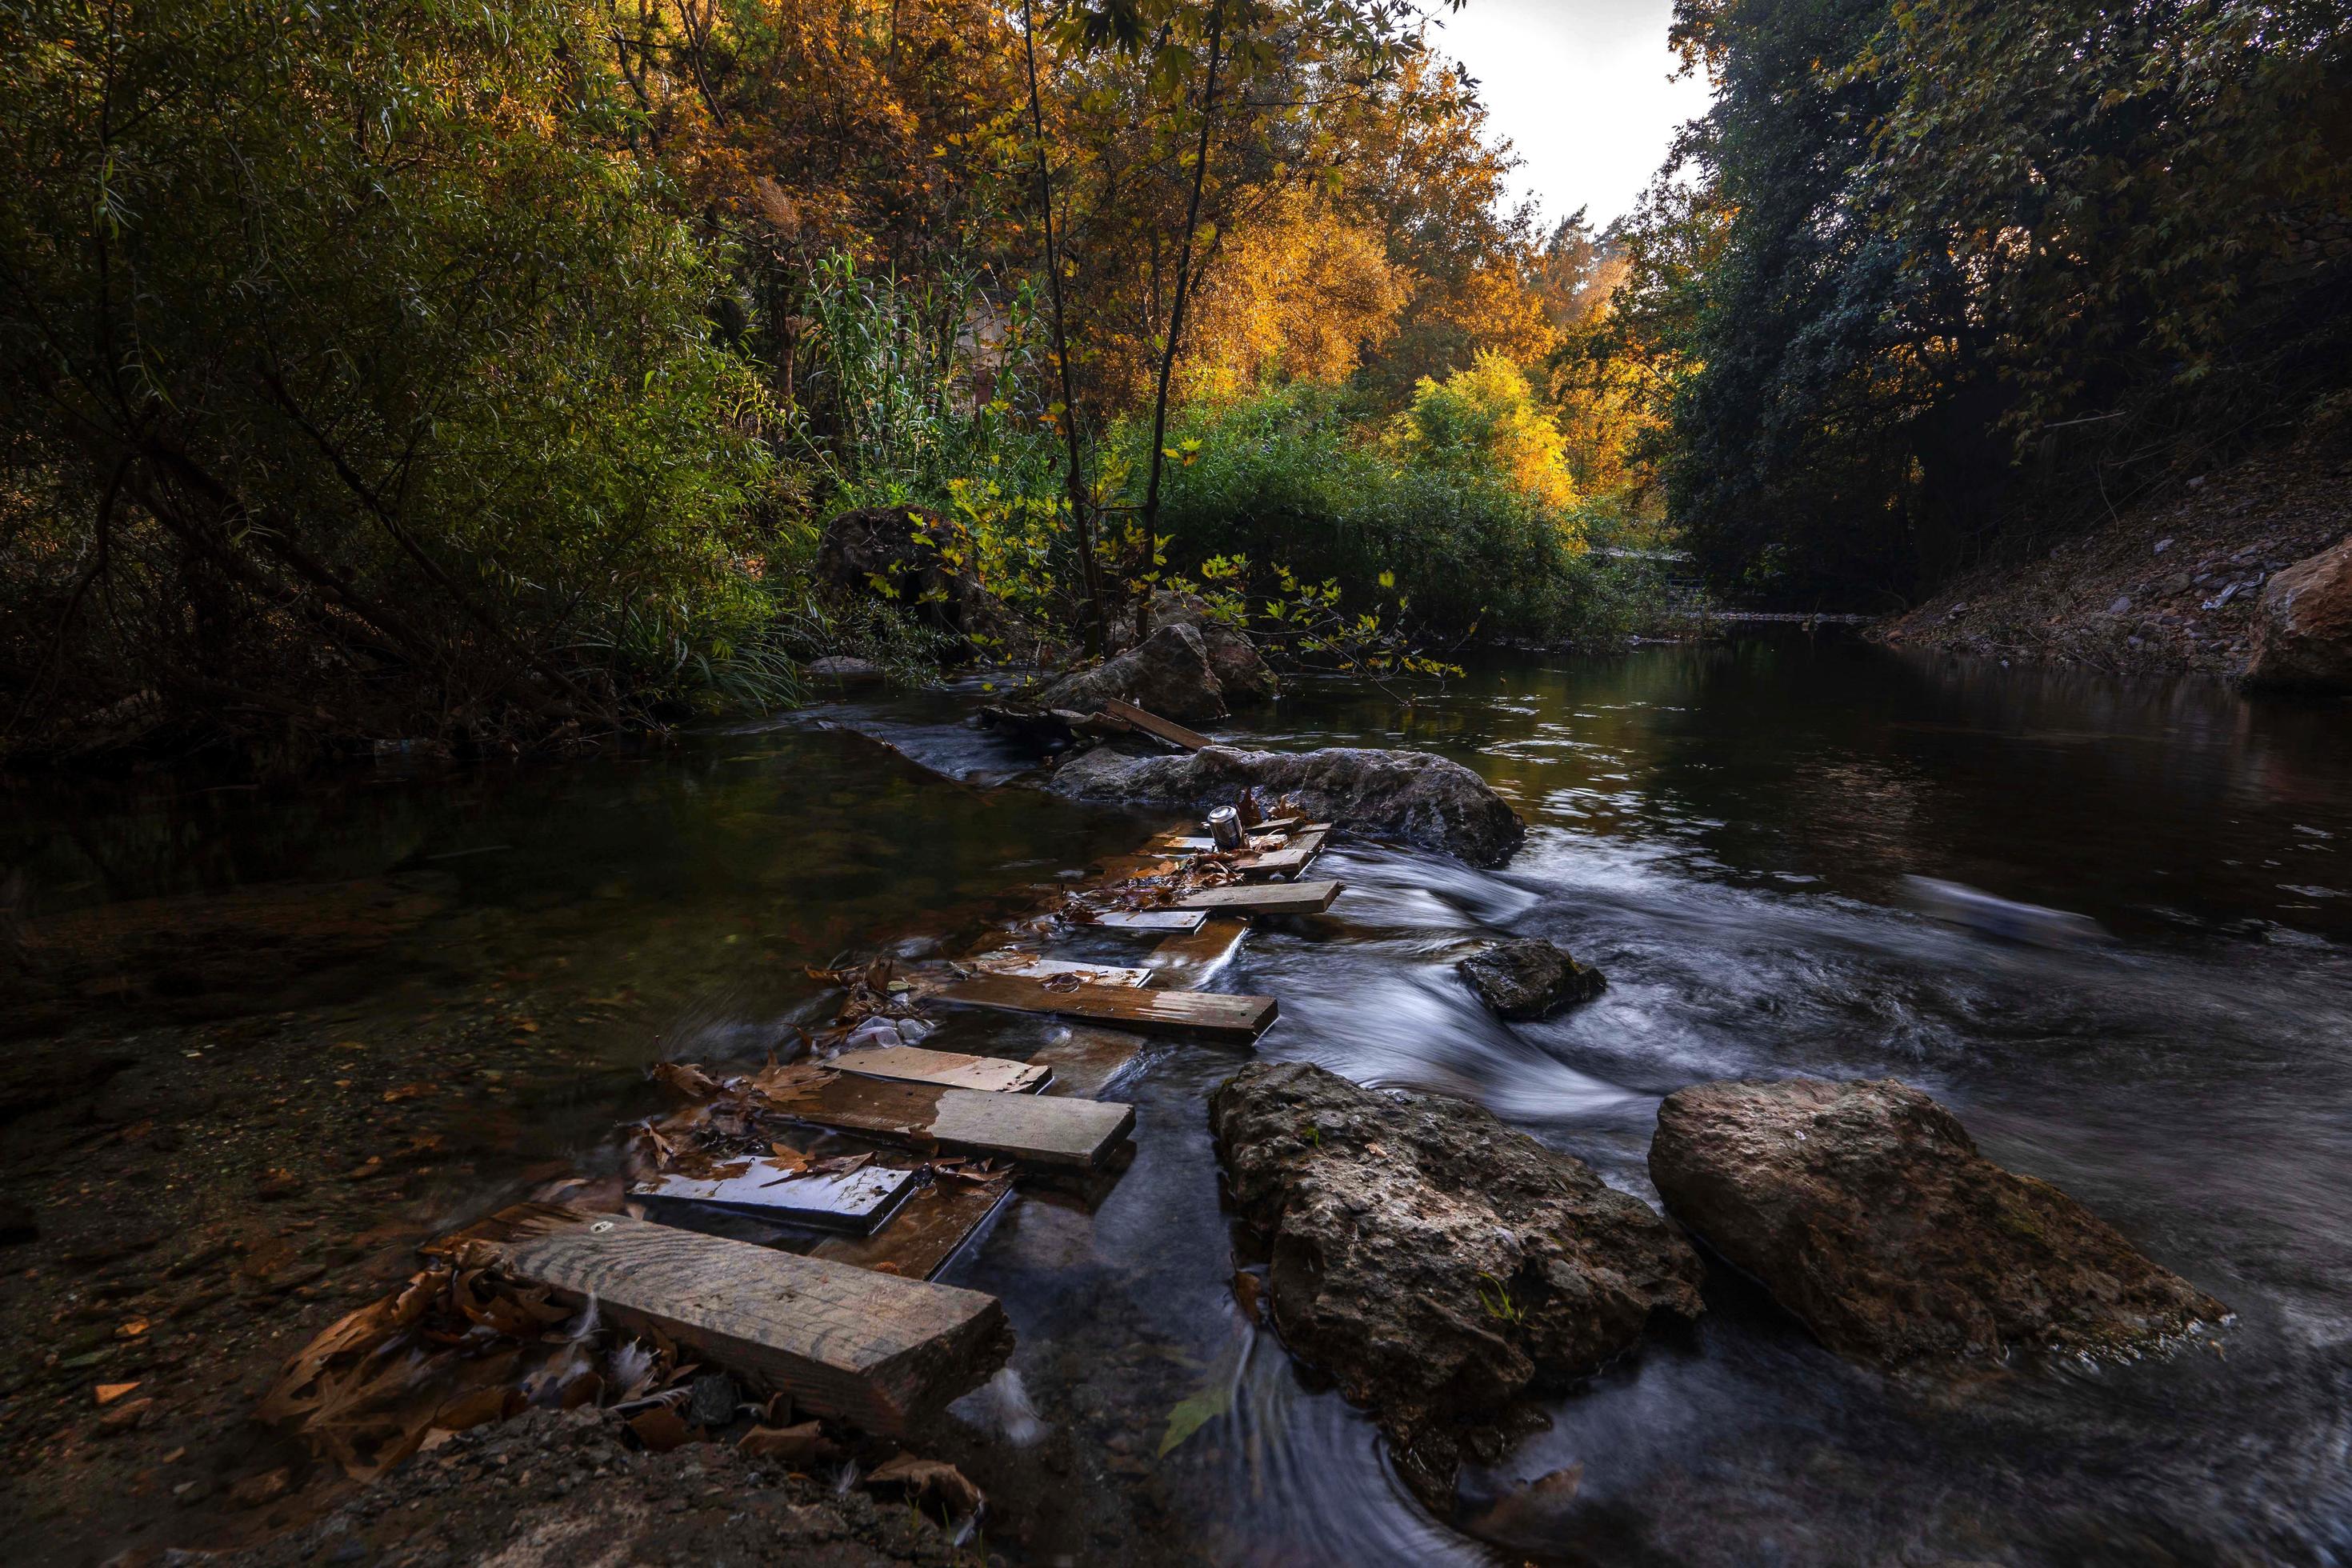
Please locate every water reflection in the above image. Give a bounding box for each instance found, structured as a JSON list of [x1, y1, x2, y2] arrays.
[[8, 637, 2352, 1564]]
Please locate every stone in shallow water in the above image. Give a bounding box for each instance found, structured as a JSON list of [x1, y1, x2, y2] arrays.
[[1457, 938, 1606, 1019], [1647, 1077, 2226, 1366], [1047, 742, 1525, 867], [1209, 1061, 1703, 1509], [1029, 622, 1228, 724]]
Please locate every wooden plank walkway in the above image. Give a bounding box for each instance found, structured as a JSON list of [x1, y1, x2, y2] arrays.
[[1171, 879, 1341, 915], [969, 952, 1151, 988], [930, 973, 1276, 1042], [1233, 824, 1332, 879], [1097, 697, 1213, 751], [1146, 915, 1250, 986], [1085, 909, 1206, 934], [758, 1068, 1135, 1167], [832, 1044, 1051, 1094], [814, 1174, 1014, 1281], [631, 1158, 916, 1233], [1030, 1026, 1149, 1098], [436, 1204, 1009, 1434]]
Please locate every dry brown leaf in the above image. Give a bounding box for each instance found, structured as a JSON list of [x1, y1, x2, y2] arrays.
[[737, 1419, 833, 1465], [94, 1381, 142, 1406], [629, 1406, 691, 1453], [866, 1454, 982, 1516]]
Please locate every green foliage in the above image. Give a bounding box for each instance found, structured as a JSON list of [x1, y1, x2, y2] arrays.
[[1636, 0, 2352, 604], [0, 0, 787, 752], [1137, 385, 1662, 643]]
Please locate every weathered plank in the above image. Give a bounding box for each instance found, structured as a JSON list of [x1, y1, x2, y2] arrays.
[[930, 974, 1276, 1042], [969, 951, 1151, 988], [1082, 909, 1207, 934], [1030, 1026, 1150, 1098], [832, 1044, 1051, 1095], [631, 1158, 916, 1233], [757, 1067, 1135, 1167], [1171, 879, 1342, 914], [1234, 824, 1333, 878], [814, 1174, 1014, 1281], [1096, 698, 1213, 752], [433, 1204, 1009, 1435], [1146, 915, 1251, 986]]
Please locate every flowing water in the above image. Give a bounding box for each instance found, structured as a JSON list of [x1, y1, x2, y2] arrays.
[[11, 636, 2352, 1564]]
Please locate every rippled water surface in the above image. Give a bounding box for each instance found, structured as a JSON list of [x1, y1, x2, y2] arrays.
[[14, 636, 2352, 1564]]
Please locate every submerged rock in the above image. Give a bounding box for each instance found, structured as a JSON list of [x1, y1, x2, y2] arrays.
[[2245, 534, 2352, 690], [1048, 742, 1525, 867], [1458, 938, 1605, 1019], [1029, 622, 1229, 724], [804, 655, 886, 682], [1209, 1062, 1704, 1509], [1648, 1077, 2226, 1366]]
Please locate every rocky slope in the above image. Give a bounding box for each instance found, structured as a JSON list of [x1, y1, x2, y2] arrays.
[[1876, 442, 2352, 679]]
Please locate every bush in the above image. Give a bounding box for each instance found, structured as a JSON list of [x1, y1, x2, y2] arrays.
[[1137, 385, 1658, 644]]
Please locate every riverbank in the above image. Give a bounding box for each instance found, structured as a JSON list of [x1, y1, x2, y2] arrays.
[[1874, 441, 2352, 679]]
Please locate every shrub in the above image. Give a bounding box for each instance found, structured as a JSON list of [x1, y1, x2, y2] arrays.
[[1135, 385, 1658, 644]]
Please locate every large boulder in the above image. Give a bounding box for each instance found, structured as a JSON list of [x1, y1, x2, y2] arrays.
[[2245, 534, 2352, 690], [1458, 938, 1606, 1020], [1130, 590, 1278, 704], [1026, 622, 1228, 725], [1047, 742, 1524, 867], [1210, 1062, 1704, 1510], [1648, 1078, 2226, 1366]]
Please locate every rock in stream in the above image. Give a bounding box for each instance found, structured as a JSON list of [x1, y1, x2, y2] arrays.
[[1050, 742, 1525, 867], [1457, 938, 1606, 1018], [1209, 1062, 1704, 1509], [1648, 1077, 2227, 1366]]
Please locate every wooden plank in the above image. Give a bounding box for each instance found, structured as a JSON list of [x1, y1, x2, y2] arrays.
[[433, 1204, 1009, 1436], [930, 974, 1277, 1042], [968, 952, 1150, 988], [1171, 879, 1342, 914], [1234, 825, 1333, 879], [1146, 915, 1251, 986], [630, 1158, 916, 1234], [1084, 909, 1206, 934], [1030, 1026, 1149, 1098], [832, 1044, 1050, 1095], [814, 1174, 1014, 1281], [755, 1067, 1135, 1168], [1097, 698, 1212, 751]]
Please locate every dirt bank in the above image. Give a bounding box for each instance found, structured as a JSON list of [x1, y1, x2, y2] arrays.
[[1876, 442, 2352, 678]]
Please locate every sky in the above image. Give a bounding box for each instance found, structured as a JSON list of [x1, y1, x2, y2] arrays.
[[1430, 0, 1714, 230]]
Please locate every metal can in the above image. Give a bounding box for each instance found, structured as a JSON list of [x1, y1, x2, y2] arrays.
[[1206, 806, 1244, 851]]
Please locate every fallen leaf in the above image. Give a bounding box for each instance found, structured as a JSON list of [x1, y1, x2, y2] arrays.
[[866, 1454, 982, 1516], [738, 1419, 833, 1465], [98, 1397, 154, 1433], [94, 1382, 142, 1406], [115, 1317, 150, 1339], [382, 1082, 436, 1104], [629, 1406, 691, 1454]]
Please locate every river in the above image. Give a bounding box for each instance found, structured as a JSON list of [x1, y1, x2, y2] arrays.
[[9, 635, 2351, 1564]]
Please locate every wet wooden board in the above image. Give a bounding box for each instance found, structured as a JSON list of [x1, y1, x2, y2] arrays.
[[930, 974, 1277, 1042], [1097, 698, 1214, 752], [1171, 879, 1342, 914], [1234, 825, 1333, 878], [1146, 916, 1251, 986], [1083, 909, 1207, 934], [1030, 1026, 1150, 1098], [969, 952, 1151, 988], [429, 1204, 1008, 1435], [814, 1174, 1014, 1281], [760, 1070, 1135, 1167], [630, 1158, 916, 1234], [832, 1044, 1051, 1094]]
